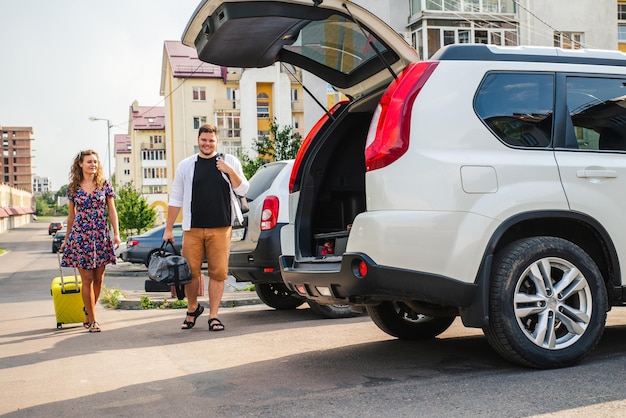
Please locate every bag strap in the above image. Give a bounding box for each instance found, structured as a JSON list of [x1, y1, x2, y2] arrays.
[[160, 239, 180, 256]]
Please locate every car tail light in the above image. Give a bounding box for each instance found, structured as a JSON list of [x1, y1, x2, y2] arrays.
[[289, 100, 349, 193], [127, 240, 139, 248], [260, 195, 279, 231], [365, 61, 439, 172], [358, 260, 368, 277]]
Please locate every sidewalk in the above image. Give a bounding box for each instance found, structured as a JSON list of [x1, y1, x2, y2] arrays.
[[106, 261, 262, 310]]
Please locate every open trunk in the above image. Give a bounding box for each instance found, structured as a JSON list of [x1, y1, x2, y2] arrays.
[[294, 97, 380, 260]]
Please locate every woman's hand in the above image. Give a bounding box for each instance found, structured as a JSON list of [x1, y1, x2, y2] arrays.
[[113, 234, 122, 249]]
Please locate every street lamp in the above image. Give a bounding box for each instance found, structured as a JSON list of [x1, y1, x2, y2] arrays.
[[88, 116, 112, 179]]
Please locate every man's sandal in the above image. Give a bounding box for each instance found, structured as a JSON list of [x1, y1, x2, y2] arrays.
[[181, 305, 205, 330], [88, 322, 101, 333], [208, 317, 225, 331]]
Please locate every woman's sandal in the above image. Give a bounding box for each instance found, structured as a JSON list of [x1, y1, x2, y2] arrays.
[[88, 322, 101, 333], [208, 317, 225, 331], [83, 307, 90, 329], [181, 305, 205, 330]]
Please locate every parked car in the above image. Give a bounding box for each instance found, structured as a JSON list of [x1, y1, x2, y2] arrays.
[[51, 228, 66, 253], [122, 224, 183, 266], [184, 0, 626, 368], [48, 222, 62, 235], [229, 160, 354, 318]]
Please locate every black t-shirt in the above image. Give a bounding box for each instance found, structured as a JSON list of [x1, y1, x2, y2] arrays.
[[190, 155, 231, 228]]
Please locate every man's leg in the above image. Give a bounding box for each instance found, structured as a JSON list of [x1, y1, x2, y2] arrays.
[[181, 228, 205, 329], [206, 226, 231, 330]]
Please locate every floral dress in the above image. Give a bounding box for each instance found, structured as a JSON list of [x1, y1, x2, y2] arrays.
[[61, 181, 117, 269]]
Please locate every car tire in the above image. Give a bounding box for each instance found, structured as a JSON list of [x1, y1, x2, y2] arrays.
[[255, 283, 305, 310], [308, 301, 358, 319], [366, 301, 455, 340], [483, 236, 608, 369]]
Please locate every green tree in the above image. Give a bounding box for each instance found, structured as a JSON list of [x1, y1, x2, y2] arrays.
[[116, 183, 156, 238], [239, 118, 302, 178]]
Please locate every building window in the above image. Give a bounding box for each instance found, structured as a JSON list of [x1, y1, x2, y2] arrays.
[[123, 157, 130, 164], [257, 93, 270, 118], [619, 4, 626, 42], [216, 112, 241, 138], [619, 3, 626, 20], [554, 32, 583, 49], [193, 116, 207, 129], [192, 87, 206, 101], [143, 167, 167, 179], [150, 135, 163, 144], [141, 149, 166, 161], [124, 169, 130, 175], [226, 87, 239, 100], [291, 88, 299, 101]]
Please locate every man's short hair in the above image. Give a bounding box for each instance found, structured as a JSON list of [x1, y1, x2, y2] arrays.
[[198, 124, 218, 137]]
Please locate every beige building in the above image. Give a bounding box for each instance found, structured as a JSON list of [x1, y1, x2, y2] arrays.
[[114, 102, 168, 225], [159, 40, 306, 222]]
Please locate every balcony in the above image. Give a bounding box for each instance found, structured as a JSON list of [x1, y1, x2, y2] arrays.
[[291, 100, 304, 112], [214, 99, 240, 110]]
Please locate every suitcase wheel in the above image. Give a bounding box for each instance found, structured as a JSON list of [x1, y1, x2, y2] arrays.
[[57, 323, 62, 329]]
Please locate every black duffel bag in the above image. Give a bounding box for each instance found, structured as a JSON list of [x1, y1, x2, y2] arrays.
[[147, 241, 191, 300]]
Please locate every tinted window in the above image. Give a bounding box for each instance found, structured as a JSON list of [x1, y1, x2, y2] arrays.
[[564, 76, 626, 151], [475, 72, 554, 148], [284, 15, 388, 75], [246, 162, 287, 200]]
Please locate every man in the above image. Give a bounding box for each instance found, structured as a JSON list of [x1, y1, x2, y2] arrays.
[[163, 124, 249, 331]]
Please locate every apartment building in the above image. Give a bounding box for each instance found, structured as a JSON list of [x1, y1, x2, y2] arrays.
[[115, 102, 168, 224], [32, 176, 52, 194], [407, 0, 617, 59], [1, 126, 34, 193], [114, 133, 132, 187]]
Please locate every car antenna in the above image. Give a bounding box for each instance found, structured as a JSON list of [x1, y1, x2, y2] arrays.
[[342, 2, 397, 81], [281, 63, 337, 121]]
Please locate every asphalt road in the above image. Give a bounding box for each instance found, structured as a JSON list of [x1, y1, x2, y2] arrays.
[[2, 222, 626, 417]]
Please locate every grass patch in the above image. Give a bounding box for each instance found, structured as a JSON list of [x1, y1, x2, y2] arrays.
[[236, 284, 255, 292], [0, 248, 5, 256], [100, 285, 127, 309], [139, 296, 188, 310]]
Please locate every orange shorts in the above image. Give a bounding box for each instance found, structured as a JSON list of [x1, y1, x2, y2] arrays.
[[182, 227, 231, 282]]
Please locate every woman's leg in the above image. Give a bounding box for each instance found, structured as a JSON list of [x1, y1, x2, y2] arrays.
[[92, 266, 106, 305], [78, 268, 95, 323]]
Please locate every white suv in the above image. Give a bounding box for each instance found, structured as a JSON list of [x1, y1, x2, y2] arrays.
[[184, 0, 626, 368]]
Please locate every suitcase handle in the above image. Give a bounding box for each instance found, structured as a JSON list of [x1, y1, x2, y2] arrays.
[[57, 252, 81, 294]]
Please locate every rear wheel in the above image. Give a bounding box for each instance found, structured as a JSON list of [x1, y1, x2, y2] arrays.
[[367, 302, 455, 340], [145, 248, 161, 268], [255, 283, 304, 310], [308, 301, 357, 319], [484, 237, 608, 369]]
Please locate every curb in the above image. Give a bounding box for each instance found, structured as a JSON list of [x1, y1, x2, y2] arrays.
[[116, 292, 262, 310], [117, 297, 263, 310]]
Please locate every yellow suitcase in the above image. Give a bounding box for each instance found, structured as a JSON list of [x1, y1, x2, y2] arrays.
[[51, 255, 84, 329]]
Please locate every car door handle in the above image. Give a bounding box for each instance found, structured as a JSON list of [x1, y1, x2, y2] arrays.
[[576, 169, 617, 178]]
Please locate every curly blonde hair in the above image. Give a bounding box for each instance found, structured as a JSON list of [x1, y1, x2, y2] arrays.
[[68, 149, 106, 195]]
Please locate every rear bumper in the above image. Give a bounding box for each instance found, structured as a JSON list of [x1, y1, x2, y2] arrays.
[[228, 226, 283, 284], [279, 252, 477, 308]]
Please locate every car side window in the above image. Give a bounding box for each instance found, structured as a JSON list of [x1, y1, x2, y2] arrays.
[[475, 72, 554, 148], [564, 76, 626, 152]]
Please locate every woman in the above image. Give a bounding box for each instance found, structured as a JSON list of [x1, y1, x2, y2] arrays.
[[60, 150, 121, 333]]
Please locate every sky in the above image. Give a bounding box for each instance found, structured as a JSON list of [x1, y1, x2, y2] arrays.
[[0, 0, 202, 190]]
